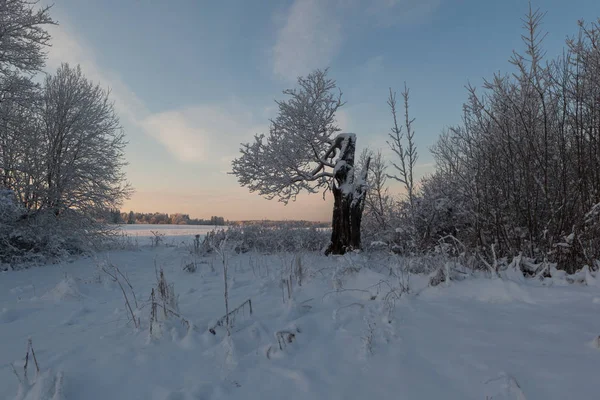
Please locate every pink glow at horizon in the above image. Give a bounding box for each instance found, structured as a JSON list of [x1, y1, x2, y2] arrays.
[[122, 188, 334, 222]]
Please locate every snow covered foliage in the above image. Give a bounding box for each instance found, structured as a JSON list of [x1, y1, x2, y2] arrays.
[[0, 0, 54, 78], [365, 8, 600, 275], [201, 224, 329, 254], [1, 208, 116, 270], [40, 64, 131, 216], [0, 189, 23, 266], [232, 69, 343, 203], [1, 2, 130, 267], [0, 188, 21, 220], [422, 10, 600, 273], [231, 69, 370, 254]]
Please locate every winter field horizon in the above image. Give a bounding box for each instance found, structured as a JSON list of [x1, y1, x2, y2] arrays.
[[3, 1, 600, 399]]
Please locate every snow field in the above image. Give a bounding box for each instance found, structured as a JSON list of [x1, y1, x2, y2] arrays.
[[1, 233, 600, 399]]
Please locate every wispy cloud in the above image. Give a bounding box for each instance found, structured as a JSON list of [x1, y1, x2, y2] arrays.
[[272, 0, 441, 81], [45, 17, 264, 165], [141, 106, 266, 164], [140, 111, 207, 163], [365, 0, 441, 27], [272, 0, 342, 81]]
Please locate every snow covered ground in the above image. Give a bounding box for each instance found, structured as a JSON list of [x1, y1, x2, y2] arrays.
[[116, 224, 225, 246], [1, 231, 600, 399]]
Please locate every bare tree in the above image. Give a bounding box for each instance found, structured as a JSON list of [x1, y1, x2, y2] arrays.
[[387, 83, 418, 205], [0, 0, 54, 194], [41, 63, 131, 217], [0, 0, 54, 110], [359, 148, 395, 243], [0, 0, 54, 77], [231, 69, 370, 254]]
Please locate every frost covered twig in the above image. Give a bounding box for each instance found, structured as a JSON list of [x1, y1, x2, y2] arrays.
[[12, 338, 41, 385], [362, 320, 376, 356], [212, 236, 231, 336], [275, 329, 298, 350], [209, 298, 253, 335], [102, 263, 140, 328]]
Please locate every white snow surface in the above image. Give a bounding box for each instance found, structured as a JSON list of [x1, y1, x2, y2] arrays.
[[1, 233, 600, 399], [118, 224, 223, 239]]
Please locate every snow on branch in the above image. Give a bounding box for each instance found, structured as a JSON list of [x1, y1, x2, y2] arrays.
[[231, 69, 346, 203]]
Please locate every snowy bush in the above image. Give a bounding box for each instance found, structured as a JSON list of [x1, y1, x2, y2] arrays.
[[0, 190, 23, 266], [202, 224, 329, 254], [0, 188, 22, 220], [1, 207, 117, 270], [149, 267, 190, 339], [352, 10, 600, 276]]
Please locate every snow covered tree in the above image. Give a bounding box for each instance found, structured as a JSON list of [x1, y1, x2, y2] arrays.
[[0, 0, 54, 77], [0, 0, 54, 106], [0, 4, 135, 265], [231, 69, 370, 254], [0, 0, 54, 210], [41, 63, 131, 217]]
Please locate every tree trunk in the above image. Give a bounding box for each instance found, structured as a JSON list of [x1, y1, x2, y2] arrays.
[[350, 196, 364, 249], [326, 134, 369, 255], [328, 185, 352, 254]]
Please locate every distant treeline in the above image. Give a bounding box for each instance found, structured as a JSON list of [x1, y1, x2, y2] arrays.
[[230, 220, 329, 229], [108, 210, 226, 225], [105, 210, 328, 228]]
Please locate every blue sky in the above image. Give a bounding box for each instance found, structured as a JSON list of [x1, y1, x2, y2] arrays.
[[44, 0, 599, 221]]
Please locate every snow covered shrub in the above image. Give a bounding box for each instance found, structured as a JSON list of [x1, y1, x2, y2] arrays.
[[0, 189, 24, 268], [149, 266, 190, 339], [150, 230, 165, 247], [331, 256, 365, 290], [0, 198, 65, 268], [193, 234, 201, 254], [1, 208, 118, 269], [428, 264, 450, 287], [358, 150, 398, 247], [200, 229, 228, 254], [183, 261, 197, 273], [419, 13, 600, 274], [355, 10, 600, 276], [156, 267, 178, 317], [0, 188, 22, 221], [566, 202, 600, 273], [391, 172, 471, 256], [106, 231, 139, 251], [202, 224, 329, 254]]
